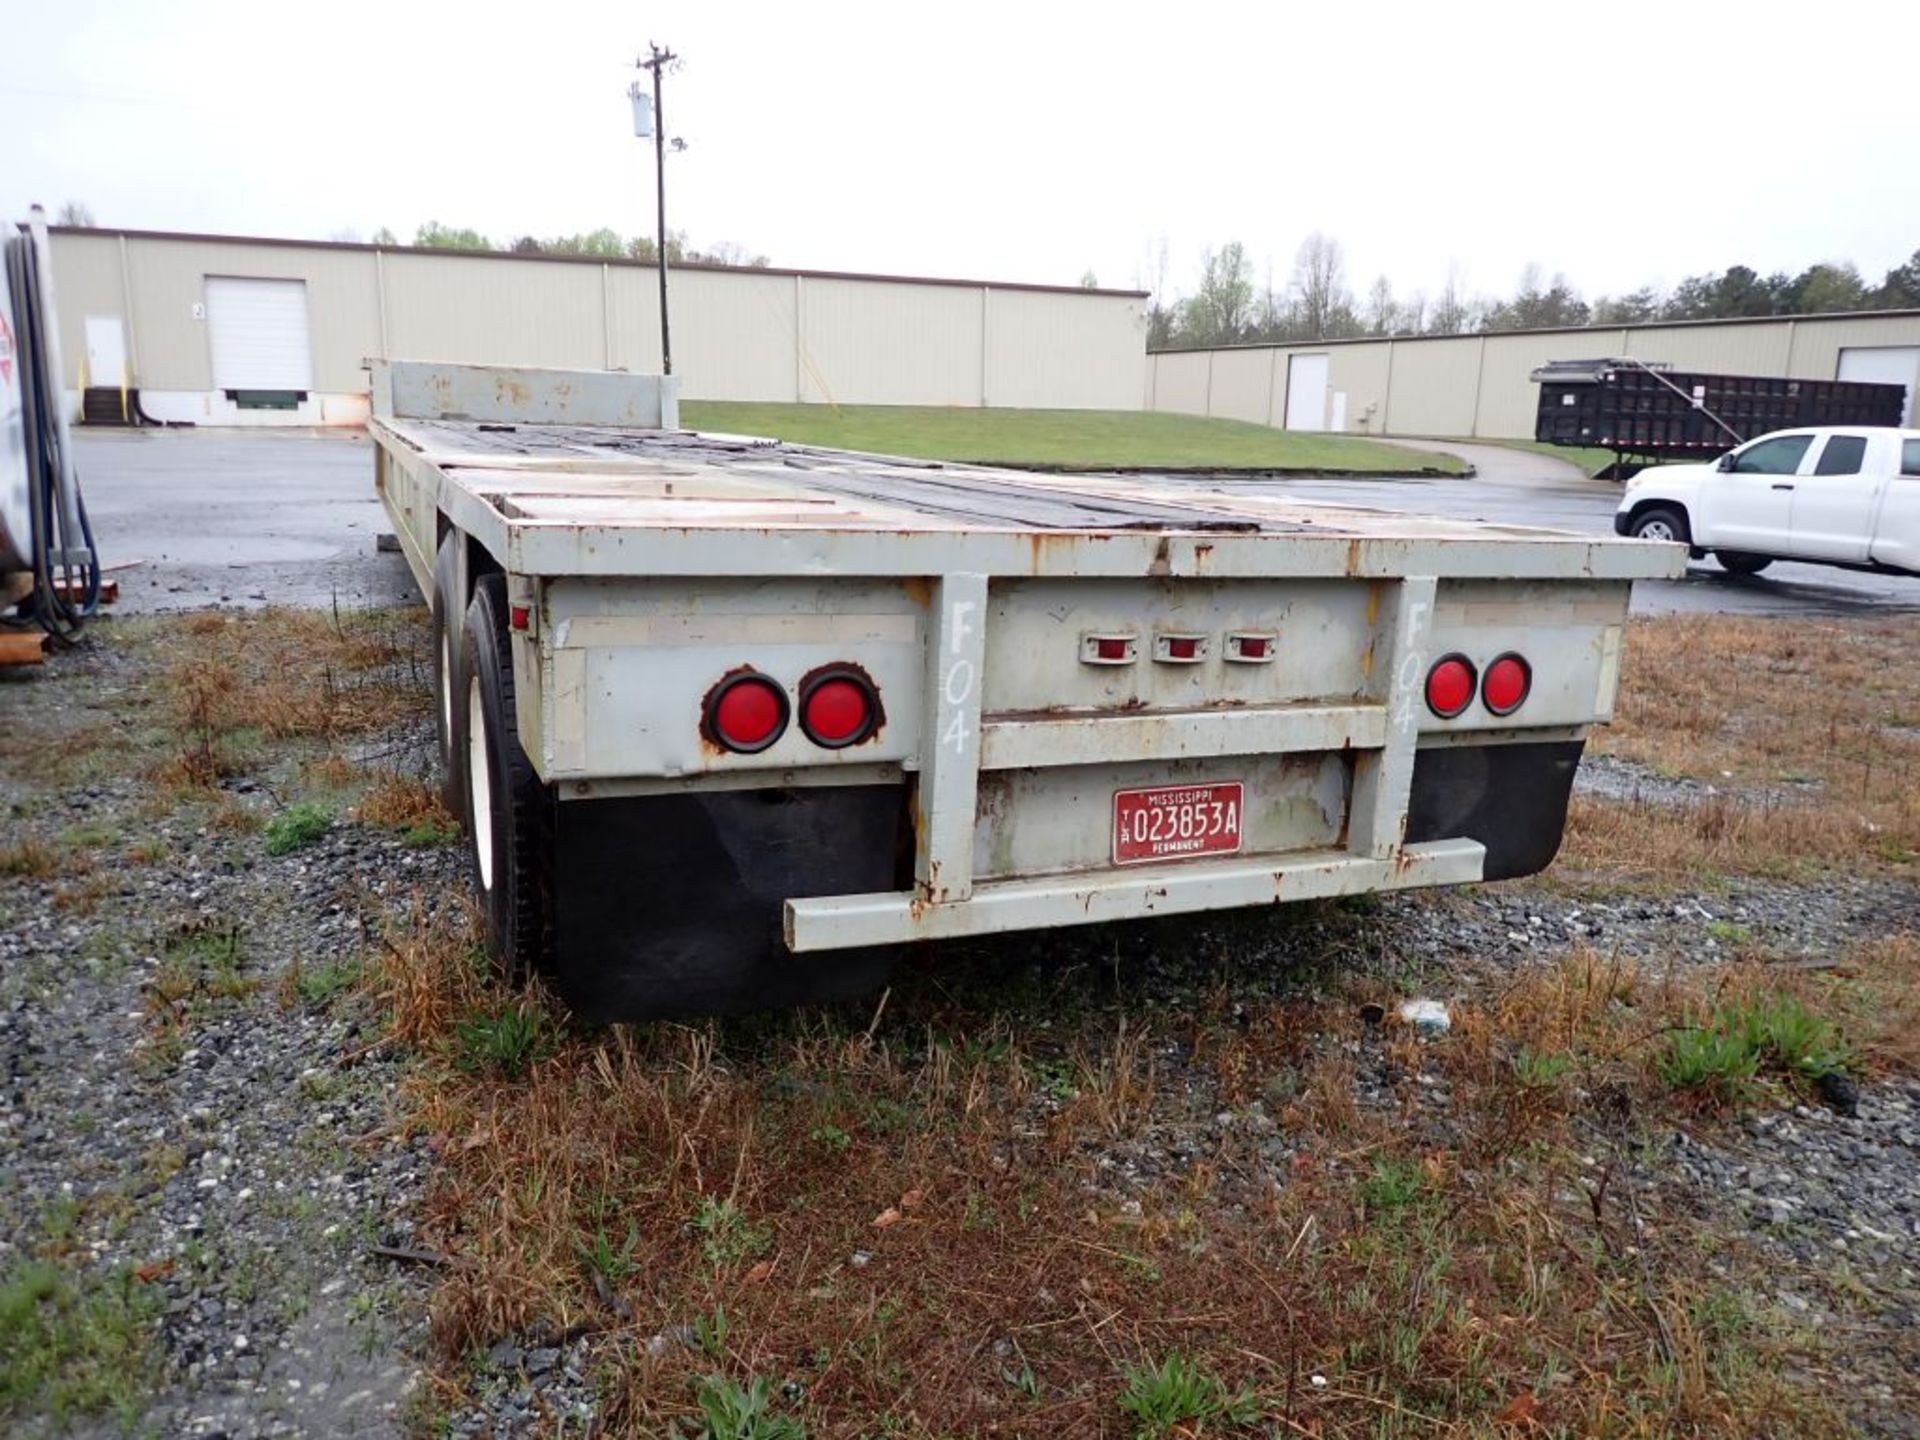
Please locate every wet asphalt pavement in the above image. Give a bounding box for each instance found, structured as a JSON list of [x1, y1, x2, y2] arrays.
[[70, 428, 1920, 618], [74, 429, 417, 614]]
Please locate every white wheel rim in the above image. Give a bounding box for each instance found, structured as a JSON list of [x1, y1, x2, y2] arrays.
[[1640, 519, 1675, 542], [468, 675, 494, 892], [439, 626, 454, 744]]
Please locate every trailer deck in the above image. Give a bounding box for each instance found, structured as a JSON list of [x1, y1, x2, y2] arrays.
[[374, 414, 1671, 584]]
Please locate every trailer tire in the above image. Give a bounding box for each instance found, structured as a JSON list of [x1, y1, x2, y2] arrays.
[[1628, 505, 1690, 546], [430, 534, 465, 816], [460, 574, 553, 984], [1715, 550, 1773, 576]]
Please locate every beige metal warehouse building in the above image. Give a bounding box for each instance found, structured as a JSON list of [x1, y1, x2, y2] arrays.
[[49, 227, 1151, 426], [1148, 312, 1920, 440]]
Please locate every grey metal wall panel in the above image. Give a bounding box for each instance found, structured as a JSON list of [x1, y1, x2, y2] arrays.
[[797, 276, 983, 407], [1474, 329, 1622, 438], [47, 231, 1149, 412], [665, 267, 798, 402], [1326, 343, 1392, 434], [44, 232, 126, 390], [1207, 347, 1273, 424], [985, 288, 1146, 411], [1151, 313, 1920, 440], [1151, 351, 1212, 416], [1618, 321, 1793, 379], [385, 251, 604, 373]]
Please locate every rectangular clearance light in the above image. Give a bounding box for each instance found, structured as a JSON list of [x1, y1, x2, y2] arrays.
[[1080, 633, 1139, 666], [1225, 632, 1276, 663], [1152, 632, 1210, 664]]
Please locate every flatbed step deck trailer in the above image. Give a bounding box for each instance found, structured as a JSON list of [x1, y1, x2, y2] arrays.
[[368, 361, 1683, 1019]]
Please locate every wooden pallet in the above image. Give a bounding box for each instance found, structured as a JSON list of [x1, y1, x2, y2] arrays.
[[49, 577, 119, 606], [0, 630, 51, 666]]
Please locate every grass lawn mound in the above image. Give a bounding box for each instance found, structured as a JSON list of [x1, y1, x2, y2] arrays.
[[681, 402, 1465, 475]]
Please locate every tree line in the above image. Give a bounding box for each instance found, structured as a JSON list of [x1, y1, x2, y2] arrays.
[[372, 221, 770, 268], [1146, 235, 1920, 350]]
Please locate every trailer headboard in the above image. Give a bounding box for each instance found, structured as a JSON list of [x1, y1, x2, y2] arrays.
[[367, 360, 680, 429]]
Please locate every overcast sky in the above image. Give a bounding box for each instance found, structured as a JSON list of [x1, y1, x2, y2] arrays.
[[4, 0, 1912, 306]]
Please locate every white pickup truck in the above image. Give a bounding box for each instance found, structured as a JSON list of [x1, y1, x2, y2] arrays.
[[1615, 426, 1920, 576], [368, 360, 1680, 1020]]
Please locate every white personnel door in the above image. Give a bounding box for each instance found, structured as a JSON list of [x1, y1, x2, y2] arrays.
[[1284, 354, 1329, 431], [204, 277, 313, 392], [1838, 346, 1920, 425], [84, 315, 127, 388]]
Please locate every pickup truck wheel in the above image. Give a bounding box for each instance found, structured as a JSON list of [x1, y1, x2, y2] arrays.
[[460, 574, 553, 983], [1715, 550, 1773, 576], [1628, 506, 1690, 545], [430, 534, 465, 816]]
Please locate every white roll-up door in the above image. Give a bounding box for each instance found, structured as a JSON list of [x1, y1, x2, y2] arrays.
[[204, 277, 313, 392], [1284, 353, 1329, 431], [1837, 346, 1920, 425]]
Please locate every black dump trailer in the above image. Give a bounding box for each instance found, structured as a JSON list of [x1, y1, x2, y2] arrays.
[[1531, 358, 1906, 469]]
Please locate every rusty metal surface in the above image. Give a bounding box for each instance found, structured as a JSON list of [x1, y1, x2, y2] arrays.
[[373, 360, 680, 430], [384, 411, 1604, 539], [371, 410, 1687, 586], [785, 836, 1487, 950]]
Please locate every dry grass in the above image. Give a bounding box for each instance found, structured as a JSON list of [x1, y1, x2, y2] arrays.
[[370, 910, 1864, 1438], [1564, 615, 1920, 881], [356, 771, 458, 838], [148, 607, 425, 789], [0, 837, 62, 879]]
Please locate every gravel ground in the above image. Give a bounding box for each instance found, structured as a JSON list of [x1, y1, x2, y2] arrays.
[[1, 637, 462, 1438], [3, 625, 1917, 1436]]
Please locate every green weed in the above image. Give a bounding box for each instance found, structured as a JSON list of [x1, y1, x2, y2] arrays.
[[577, 1221, 641, 1285], [1511, 1047, 1573, 1088], [692, 1305, 730, 1361], [264, 802, 332, 856], [1659, 1025, 1761, 1096], [0, 1260, 160, 1430], [1660, 992, 1855, 1096], [1360, 1157, 1425, 1214], [57, 821, 120, 851], [291, 955, 365, 1010], [126, 838, 172, 865], [1737, 994, 1855, 1080], [1115, 1352, 1259, 1438], [400, 817, 462, 848], [151, 921, 252, 1014], [691, 1197, 772, 1269], [454, 1005, 544, 1078], [680, 1373, 805, 1440], [807, 1124, 851, 1154]]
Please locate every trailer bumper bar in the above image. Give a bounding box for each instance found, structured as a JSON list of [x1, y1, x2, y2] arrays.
[[784, 837, 1486, 951]]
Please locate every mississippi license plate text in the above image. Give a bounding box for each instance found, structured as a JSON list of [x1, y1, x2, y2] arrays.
[[1112, 782, 1244, 865]]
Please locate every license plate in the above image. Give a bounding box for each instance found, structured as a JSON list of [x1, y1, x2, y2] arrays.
[[1112, 782, 1244, 866]]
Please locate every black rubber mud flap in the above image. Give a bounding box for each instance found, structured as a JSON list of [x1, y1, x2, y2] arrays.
[[461, 575, 554, 983], [551, 785, 907, 1021], [1403, 740, 1585, 882]]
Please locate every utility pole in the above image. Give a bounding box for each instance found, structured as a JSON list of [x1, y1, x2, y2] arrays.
[[632, 42, 678, 375]]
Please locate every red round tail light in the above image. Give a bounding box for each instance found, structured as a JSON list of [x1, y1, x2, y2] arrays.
[[706, 672, 789, 753], [1425, 654, 1477, 719], [799, 668, 879, 749], [1481, 653, 1531, 716]]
